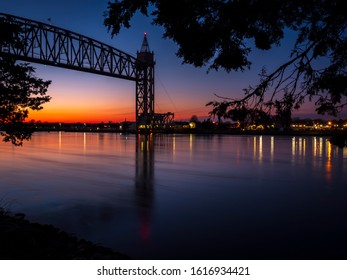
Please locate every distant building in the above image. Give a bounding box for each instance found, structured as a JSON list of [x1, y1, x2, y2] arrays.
[[119, 121, 136, 132], [174, 121, 190, 130]]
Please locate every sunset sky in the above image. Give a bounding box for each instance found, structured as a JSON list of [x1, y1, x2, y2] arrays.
[[1, 0, 346, 123]]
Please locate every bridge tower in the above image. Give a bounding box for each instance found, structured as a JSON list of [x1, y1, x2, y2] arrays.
[[136, 33, 155, 130]]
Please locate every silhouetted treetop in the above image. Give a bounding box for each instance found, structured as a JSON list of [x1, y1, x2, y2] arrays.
[[105, 0, 346, 118], [105, 1, 345, 70]]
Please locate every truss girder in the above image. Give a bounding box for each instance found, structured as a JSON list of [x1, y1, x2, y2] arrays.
[[0, 13, 137, 81], [153, 112, 174, 127]]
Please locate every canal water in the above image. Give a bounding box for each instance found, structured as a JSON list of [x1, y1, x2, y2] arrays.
[[1, 132, 346, 259]]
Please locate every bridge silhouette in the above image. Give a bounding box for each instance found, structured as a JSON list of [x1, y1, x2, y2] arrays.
[[0, 13, 174, 130]]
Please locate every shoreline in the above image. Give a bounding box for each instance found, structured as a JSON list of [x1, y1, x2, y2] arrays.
[[34, 127, 339, 136], [0, 209, 131, 260], [31, 128, 346, 147]]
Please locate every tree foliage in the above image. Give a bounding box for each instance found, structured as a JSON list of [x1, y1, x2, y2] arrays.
[[189, 115, 200, 123], [0, 18, 51, 145], [104, 0, 347, 123]]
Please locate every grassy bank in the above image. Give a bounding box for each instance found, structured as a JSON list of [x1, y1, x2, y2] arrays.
[[0, 209, 131, 260]]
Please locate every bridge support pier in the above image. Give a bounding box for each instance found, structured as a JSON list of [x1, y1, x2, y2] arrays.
[[136, 33, 155, 131]]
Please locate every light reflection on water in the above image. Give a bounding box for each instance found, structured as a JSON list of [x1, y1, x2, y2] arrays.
[[0, 132, 346, 259]]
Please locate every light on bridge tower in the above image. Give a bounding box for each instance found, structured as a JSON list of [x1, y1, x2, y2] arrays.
[[136, 32, 155, 130]]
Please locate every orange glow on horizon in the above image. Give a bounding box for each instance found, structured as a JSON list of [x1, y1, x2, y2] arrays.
[[28, 108, 136, 123], [26, 95, 339, 124], [26, 87, 210, 123], [28, 108, 203, 123]]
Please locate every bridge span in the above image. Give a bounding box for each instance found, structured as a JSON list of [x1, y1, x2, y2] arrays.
[[0, 13, 174, 130]]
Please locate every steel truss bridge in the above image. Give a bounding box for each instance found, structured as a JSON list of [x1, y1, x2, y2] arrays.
[[0, 13, 174, 130]]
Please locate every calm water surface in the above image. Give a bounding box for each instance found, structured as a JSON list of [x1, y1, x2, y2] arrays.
[[1, 132, 346, 259]]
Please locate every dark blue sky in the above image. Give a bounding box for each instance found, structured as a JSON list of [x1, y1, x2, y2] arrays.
[[1, 0, 344, 122]]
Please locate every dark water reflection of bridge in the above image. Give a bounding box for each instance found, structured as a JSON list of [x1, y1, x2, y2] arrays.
[[135, 135, 154, 240]]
